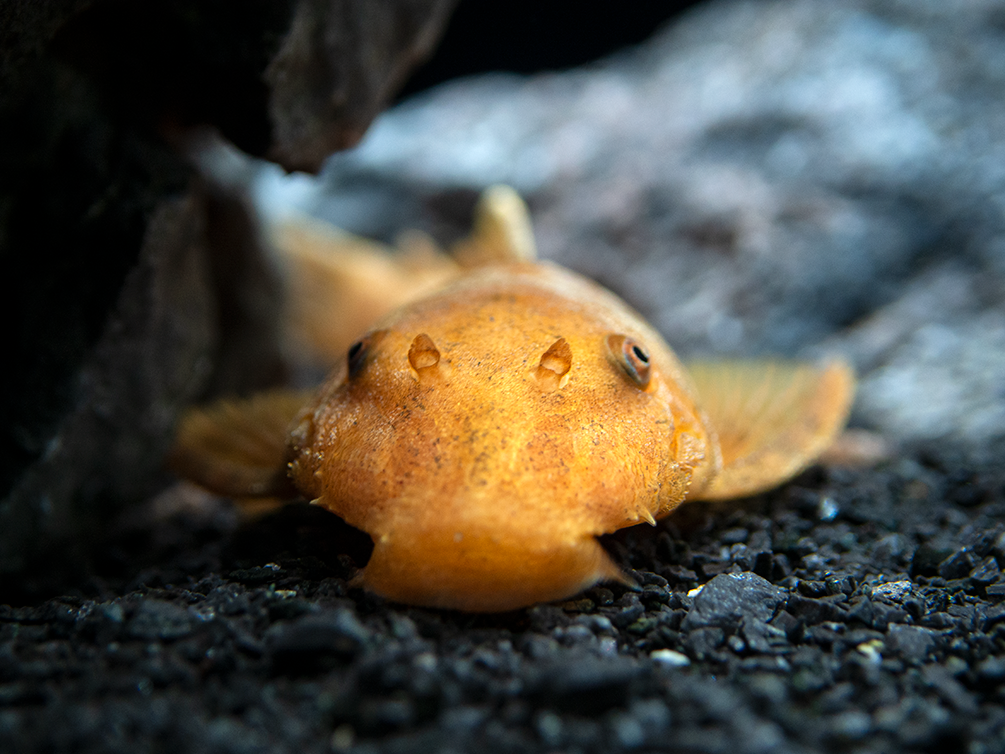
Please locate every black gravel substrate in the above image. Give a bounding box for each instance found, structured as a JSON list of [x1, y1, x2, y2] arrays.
[[4, 441, 1005, 753]]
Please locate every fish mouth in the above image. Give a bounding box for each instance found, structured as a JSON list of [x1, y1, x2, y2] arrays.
[[358, 522, 627, 612]]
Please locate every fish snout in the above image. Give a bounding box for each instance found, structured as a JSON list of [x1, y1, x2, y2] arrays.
[[360, 515, 624, 612]]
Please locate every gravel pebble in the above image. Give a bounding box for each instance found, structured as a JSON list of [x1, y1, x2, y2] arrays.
[[680, 572, 786, 632]]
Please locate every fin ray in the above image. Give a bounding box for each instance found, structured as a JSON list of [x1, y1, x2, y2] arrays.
[[687, 360, 855, 500], [169, 389, 313, 500]]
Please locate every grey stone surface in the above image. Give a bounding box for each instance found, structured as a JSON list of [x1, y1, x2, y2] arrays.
[[0, 198, 216, 573], [681, 572, 786, 631], [266, 0, 459, 171]]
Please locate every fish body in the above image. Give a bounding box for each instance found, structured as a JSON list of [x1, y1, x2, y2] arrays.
[[289, 262, 716, 610], [172, 187, 854, 611]]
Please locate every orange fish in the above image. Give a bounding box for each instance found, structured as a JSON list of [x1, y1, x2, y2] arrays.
[[171, 186, 854, 612]]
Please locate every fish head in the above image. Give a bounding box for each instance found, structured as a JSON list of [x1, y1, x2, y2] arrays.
[[289, 264, 713, 611]]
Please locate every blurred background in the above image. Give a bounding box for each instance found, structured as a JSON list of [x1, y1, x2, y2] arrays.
[[4, 0, 1005, 573], [256, 0, 1005, 447]]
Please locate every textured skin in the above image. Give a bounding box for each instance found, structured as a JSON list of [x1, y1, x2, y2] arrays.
[[288, 262, 717, 611]]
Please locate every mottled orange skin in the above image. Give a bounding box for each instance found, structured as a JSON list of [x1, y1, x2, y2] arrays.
[[288, 263, 719, 611]]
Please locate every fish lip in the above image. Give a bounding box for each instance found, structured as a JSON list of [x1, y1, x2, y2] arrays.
[[359, 527, 626, 612]]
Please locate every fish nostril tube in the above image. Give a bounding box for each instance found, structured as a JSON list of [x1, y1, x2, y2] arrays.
[[409, 333, 441, 372], [535, 337, 572, 390]]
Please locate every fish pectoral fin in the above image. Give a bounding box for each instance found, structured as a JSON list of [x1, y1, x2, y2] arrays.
[[451, 185, 538, 267], [270, 214, 460, 369], [168, 389, 312, 501], [686, 359, 855, 501]]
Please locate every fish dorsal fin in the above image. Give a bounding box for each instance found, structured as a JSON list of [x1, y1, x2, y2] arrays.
[[271, 216, 459, 369], [452, 185, 538, 267], [168, 389, 314, 500], [686, 360, 855, 501]]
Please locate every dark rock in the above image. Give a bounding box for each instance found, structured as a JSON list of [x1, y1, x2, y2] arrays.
[[228, 564, 283, 585], [691, 554, 727, 579], [872, 534, 910, 564], [1, 197, 214, 577], [265, 0, 458, 172], [683, 627, 726, 661], [912, 544, 957, 577], [609, 594, 645, 629], [825, 576, 856, 596], [869, 579, 913, 603], [921, 612, 962, 630], [681, 573, 786, 632], [817, 682, 856, 714], [740, 619, 788, 655], [662, 565, 698, 585], [267, 609, 369, 670], [981, 603, 1005, 631], [947, 603, 978, 631], [938, 549, 979, 581], [921, 664, 978, 715], [847, 598, 910, 631], [804, 624, 846, 648], [992, 531, 1005, 566], [634, 571, 668, 587], [975, 656, 1005, 684], [531, 655, 645, 714], [827, 710, 872, 742], [786, 595, 848, 625], [768, 610, 804, 642], [126, 600, 194, 641], [720, 528, 748, 545], [970, 556, 1001, 586], [357, 697, 416, 731], [770, 554, 793, 580], [885, 624, 937, 665], [797, 580, 828, 598], [751, 552, 775, 580], [985, 582, 1005, 597], [639, 584, 671, 608], [267, 596, 315, 622]]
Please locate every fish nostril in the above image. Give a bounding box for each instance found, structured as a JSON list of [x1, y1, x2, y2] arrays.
[[409, 333, 441, 371], [539, 337, 572, 376], [535, 337, 572, 391]]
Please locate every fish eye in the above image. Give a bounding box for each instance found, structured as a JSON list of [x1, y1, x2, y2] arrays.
[[347, 338, 368, 376], [347, 330, 387, 377], [607, 334, 652, 389]]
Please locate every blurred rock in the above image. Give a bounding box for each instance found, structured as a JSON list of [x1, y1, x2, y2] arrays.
[[681, 572, 786, 632], [0, 197, 216, 574], [0, 0, 458, 575], [266, 0, 458, 171], [284, 0, 1005, 450]]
